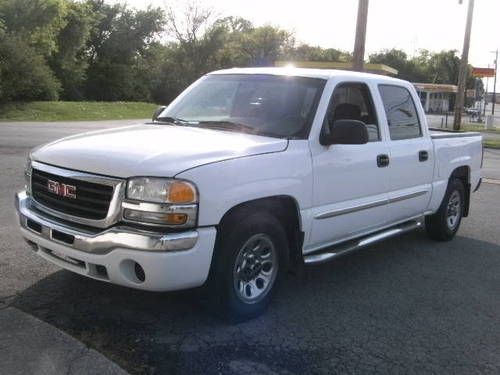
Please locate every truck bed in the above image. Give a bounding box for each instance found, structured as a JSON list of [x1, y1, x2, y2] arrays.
[[428, 128, 482, 209], [429, 128, 481, 139]]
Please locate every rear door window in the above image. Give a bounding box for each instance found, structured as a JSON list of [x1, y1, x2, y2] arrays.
[[378, 85, 422, 140]]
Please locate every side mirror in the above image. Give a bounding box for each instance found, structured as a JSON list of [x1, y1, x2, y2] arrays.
[[320, 120, 369, 146], [152, 106, 167, 122]]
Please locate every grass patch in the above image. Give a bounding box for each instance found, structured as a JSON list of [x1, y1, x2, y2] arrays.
[[0, 101, 158, 121], [484, 139, 500, 149], [463, 123, 500, 133]]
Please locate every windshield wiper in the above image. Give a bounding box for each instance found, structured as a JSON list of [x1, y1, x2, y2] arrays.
[[195, 120, 258, 133], [197, 120, 284, 138], [156, 119, 282, 138], [154, 116, 190, 125]]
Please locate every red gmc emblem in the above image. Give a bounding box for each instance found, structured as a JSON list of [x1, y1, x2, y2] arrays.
[[47, 180, 77, 199]]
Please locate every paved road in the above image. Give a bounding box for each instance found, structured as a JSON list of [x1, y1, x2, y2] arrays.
[[426, 103, 500, 129], [1, 121, 500, 374], [0, 307, 127, 375], [483, 148, 500, 180]]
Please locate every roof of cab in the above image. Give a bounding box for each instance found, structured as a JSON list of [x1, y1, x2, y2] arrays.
[[209, 67, 407, 85]]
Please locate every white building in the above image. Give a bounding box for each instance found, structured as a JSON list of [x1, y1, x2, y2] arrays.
[[413, 83, 457, 113]]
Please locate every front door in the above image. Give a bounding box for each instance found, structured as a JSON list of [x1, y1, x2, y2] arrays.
[[307, 81, 391, 252]]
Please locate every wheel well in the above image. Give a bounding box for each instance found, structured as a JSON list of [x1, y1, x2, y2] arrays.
[[450, 166, 471, 217], [217, 196, 304, 273]]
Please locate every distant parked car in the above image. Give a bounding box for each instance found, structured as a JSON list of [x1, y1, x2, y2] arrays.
[[465, 107, 480, 117]]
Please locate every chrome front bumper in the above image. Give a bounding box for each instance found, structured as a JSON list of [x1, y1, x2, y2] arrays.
[[15, 191, 198, 254], [15, 191, 217, 291]]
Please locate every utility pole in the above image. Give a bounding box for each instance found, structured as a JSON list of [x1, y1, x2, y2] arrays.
[[492, 49, 498, 115], [453, 0, 475, 131], [353, 0, 369, 72], [476, 78, 482, 122], [484, 68, 489, 118]]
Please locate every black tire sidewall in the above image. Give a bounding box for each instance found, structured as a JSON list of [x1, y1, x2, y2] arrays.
[[442, 179, 465, 237], [211, 211, 289, 321], [426, 178, 465, 240]]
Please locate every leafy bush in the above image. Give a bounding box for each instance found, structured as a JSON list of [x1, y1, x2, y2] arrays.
[[0, 34, 60, 102]]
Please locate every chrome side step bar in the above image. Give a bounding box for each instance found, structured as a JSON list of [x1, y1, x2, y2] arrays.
[[304, 219, 422, 265]]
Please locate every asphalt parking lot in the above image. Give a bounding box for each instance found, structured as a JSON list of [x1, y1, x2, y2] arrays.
[[1, 121, 500, 374]]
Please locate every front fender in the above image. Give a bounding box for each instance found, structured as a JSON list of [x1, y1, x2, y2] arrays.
[[175, 141, 312, 228]]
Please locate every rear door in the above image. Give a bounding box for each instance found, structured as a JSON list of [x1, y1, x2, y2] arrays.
[[377, 84, 434, 223], [308, 81, 391, 251]]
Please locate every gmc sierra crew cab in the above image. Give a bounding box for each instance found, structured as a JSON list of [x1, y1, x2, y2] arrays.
[[16, 68, 482, 320]]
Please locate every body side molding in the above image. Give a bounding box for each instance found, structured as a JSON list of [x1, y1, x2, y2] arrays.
[[314, 190, 428, 220]]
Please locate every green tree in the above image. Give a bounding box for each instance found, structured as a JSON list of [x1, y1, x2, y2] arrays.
[[149, 43, 191, 104], [424, 50, 460, 84], [286, 44, 351, 62], [49, 1, 96, 100], [165, 3, 226, 74], [0, 0, 66, 101], [0, 34, 60, 102], [155, 2, 231, 103], [0, 0, 68, 57], [84, 1, 165, 101], [369, 48, 428, 82], [211, 17, 255, 67], [238, 25, 294, 66]]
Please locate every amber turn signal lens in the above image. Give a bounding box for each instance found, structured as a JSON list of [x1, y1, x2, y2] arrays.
[[163, 213, 188, 225], [124, 209, 189, 225], [168, 181, 196, 203]]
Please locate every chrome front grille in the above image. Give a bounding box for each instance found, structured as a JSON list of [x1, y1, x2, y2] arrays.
[[32, 168, 113, 220], [29, 161, 124, 228]]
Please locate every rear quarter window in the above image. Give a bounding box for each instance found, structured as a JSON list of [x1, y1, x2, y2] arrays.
[[378, 85, 422, 140]]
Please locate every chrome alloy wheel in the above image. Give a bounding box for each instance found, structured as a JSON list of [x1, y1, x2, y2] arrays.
[[233, 233, 278, 304], [446, 190, 461, 230]]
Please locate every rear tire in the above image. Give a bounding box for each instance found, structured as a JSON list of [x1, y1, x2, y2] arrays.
[[425, 178, 465, 241], [208, 210, 288, 322]]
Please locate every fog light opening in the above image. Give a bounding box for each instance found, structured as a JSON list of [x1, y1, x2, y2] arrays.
[[95, 265, 108, 279], [26, 219, 42, 233], [134, 262, 146, 283], [25, 239, 38, 252]]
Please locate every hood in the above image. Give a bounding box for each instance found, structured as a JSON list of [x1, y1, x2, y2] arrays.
[[31, 124, 288, 178]]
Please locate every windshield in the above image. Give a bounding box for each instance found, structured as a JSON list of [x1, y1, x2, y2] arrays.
[[158, 74, 326, 138]]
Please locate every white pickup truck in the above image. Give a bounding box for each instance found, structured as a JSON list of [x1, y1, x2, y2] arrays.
[[16, 68, 482, 320]]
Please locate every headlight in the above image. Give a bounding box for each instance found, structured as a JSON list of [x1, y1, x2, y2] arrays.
[[126, 177, 197, 204], [24, 157, 32, 195], [124, 178, 198, 227]]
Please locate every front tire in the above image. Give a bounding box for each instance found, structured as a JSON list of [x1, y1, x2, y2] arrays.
[[208, 210, 288, 322], [425, 178, 465, 241]]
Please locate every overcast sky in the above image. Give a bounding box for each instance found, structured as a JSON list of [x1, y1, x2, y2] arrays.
[[119, 0, 499, 90]]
